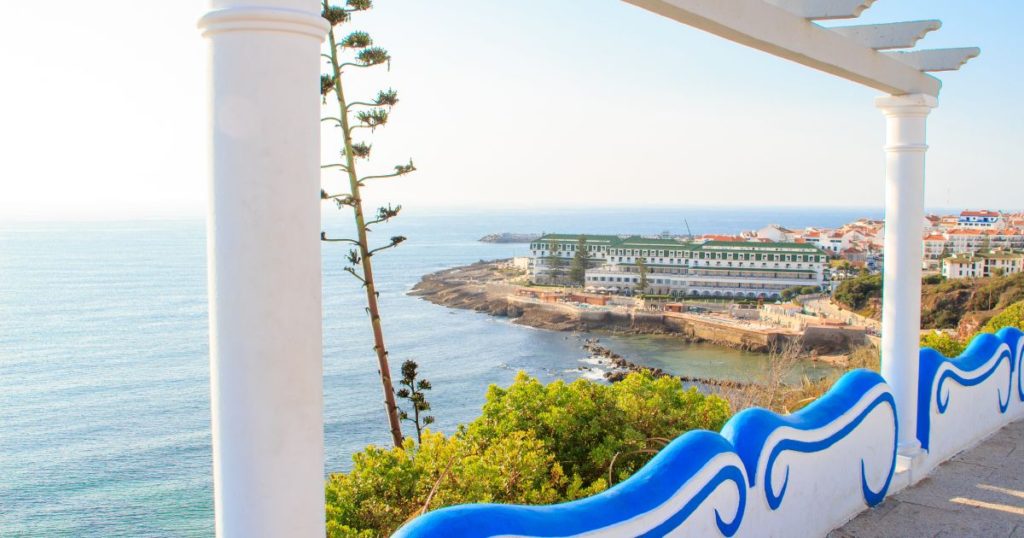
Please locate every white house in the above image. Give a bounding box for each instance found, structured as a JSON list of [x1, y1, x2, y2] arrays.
[[957, 210, 1004, 229]]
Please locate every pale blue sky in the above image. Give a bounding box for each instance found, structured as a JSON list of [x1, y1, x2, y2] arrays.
[[2, 1, 1021, 220]]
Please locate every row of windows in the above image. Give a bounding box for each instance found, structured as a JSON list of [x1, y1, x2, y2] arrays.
[[531, 246, 824, 263]]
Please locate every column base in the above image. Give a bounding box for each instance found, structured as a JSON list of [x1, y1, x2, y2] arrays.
[[890, 450, 928, 494]]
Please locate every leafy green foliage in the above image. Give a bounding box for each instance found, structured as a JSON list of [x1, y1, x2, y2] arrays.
[[347, 0, 373, 10], [356, 47, 390, 67], [569, 236, 587, 286], [780, 285, 820, 301], [636, 257, 649, 293], [325, 371, 730, 536], [349, 142, 372, 159], [920, 332, 966, 357], [396, 360, 435, 444], [356, 108, 389, 129], [547, 241, 567, 280], [393, 160, 416, 175], [322, 6, 350, 25], [983, 300, 1024, 333], [833, 273, 882, 311], [919, 272, 1024, 329], [373, 88, 399, 107], [321, 74, 336, 96], [342, 31, 373, 49]]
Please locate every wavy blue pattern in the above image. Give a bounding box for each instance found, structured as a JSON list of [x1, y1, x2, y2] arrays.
[[395, 370, 895, 538], [917, 332, 1014, 450], [721, 370, 896, 509], [392, 431, 746, 538], [999, 328, 1024, 403]]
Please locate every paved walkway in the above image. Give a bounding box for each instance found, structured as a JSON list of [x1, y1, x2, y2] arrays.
[[832, 420, 1024, 538]]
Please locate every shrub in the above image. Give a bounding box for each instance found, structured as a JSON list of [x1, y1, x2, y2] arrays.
[[983, 300, 1024, 333], [325, 371, 730, 536], [834, 274, 882, 311], [920, 331, 966, 357]]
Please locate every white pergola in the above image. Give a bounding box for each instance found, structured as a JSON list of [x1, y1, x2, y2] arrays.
[[623, 0, 978, 459], [198, 0, 977, 535]]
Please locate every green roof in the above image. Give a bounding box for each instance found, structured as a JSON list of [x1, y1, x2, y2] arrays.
[[534, 234, 826, 255], [535, 234, 620, 243], [690, 266, 817, 274], [700, 240, 823, 252]]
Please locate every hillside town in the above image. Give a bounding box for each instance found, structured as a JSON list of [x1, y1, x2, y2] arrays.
[[525, 210, 1024, 296]]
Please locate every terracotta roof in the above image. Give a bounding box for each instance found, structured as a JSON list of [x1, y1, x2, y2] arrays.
[[961, 210, 1000, 217], [702, 234, 746, 242]]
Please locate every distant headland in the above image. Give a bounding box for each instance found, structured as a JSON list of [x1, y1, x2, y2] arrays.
[[478, 233, 541, 244]]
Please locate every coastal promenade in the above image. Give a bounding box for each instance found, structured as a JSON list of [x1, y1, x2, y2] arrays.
[[832, 419, 1024, 538]]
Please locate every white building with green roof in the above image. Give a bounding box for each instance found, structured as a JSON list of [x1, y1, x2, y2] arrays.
[[941, 250, 1024, 279], [529, 234, 829, 299]]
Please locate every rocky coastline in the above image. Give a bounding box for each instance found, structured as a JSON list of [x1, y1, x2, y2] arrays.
[[410, 260, 674, 335], [582, 339, 751, 388], [478, 233, 541, 244]]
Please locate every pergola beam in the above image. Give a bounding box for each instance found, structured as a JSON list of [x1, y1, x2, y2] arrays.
[[623, 0, 942, 96], [885, 47, 981, 72], [766, 0, 875, 21], [830, 20, 942, 50]]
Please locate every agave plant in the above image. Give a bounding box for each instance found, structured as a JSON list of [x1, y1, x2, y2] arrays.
[[320, 0, 417, 448]]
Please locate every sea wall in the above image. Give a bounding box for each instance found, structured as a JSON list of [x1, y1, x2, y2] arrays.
[[663, 313, 780, 352], [393, 328, 1024, 538]]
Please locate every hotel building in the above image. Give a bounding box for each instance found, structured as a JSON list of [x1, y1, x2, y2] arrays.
[[529, 234, 829, 299]]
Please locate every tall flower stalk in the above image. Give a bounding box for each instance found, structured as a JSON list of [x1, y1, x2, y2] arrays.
[[321, 0, 415, 448]]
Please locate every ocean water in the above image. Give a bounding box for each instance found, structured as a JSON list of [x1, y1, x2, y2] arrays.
[[0, 207, 878, 537]]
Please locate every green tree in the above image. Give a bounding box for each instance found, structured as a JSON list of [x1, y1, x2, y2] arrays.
[[396, 360, 435, 444], [547, 240, 567, 282], [321, 0, 416, 447], [569, 235, 588, 286], [636, 257, 649, 295]]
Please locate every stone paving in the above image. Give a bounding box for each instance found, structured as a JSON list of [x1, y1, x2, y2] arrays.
[[831, 419, 1024, 538]]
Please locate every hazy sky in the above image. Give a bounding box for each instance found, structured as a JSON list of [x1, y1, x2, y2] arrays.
[[2, 1, 1022, 220]]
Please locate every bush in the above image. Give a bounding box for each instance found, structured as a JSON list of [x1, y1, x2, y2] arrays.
[[922, 274, 944, 285], [325, 371, 730, 537], [834, 274, 882, 311], [983, 300, 1024, 333], [920, 331, 966, 357]]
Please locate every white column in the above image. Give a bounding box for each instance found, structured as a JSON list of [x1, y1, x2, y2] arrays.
[[876, 93, 937, 456], [199, 2, 328, 536]]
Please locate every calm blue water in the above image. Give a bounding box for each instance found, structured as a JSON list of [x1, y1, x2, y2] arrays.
[[0, 207, 878, 536]]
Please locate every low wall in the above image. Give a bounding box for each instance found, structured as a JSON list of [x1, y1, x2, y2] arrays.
[[393, 327, 1024, 537], [394, 370, 897, 537], [916, 327, 1024, 476]]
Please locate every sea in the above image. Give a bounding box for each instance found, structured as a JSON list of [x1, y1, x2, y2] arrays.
[[0, 207, 880, 537]]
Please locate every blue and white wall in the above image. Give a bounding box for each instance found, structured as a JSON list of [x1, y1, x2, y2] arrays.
[[393, 328, 1023, 538], [917, 328, 1024, 476]]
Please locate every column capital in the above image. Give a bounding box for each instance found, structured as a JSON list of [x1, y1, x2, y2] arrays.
[[199, 3, 329, 41], [875, 93, 938, 115]]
